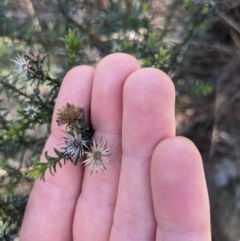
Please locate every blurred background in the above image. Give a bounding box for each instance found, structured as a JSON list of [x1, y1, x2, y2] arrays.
[[0, 0, 239, 240]]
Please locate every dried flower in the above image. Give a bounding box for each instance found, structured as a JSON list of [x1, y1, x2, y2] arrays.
[[24, 49, 47, 77], [62, 130, 88, 165], [11, 54, 31, 76], [24, 104, 38, 119], [83, 139, 111, 173], [24, 49, 41, 62], [56, 103, 83, 126], [11, 48, 49, 79]]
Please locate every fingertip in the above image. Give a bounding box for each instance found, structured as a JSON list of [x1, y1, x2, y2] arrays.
[[152, 136, 201, 167], [151, 136, 206, 195], [122, 68, 176, 156], [56, 65, 94, 104], [151, 136, 210, 235], [123, 67, 175, 102], [59, 65, 95, 96], [95, 53, 140, 72], [91, 53, 140, 132], [123, 68, 176, 131], [56, 65, 94, 109], [64, 65, 95, 78]]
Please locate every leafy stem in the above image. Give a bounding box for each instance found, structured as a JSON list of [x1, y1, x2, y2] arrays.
[[1, 80, 31, 99], [25, 149, 65, 181]]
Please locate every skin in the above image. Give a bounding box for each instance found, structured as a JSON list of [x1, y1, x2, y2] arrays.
[[20, 53, 211, 241]]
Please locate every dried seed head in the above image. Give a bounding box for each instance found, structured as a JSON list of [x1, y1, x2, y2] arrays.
[[11, 54, 32, 77], [56, 103, 83, 126], [24, 49, 41, 63], [62, 130, 88, 165], [83, 139, 111, 174]]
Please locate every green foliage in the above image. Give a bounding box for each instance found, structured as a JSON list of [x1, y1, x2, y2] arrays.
[[0, 158, 26, 194], [156, 47, 170, 68], [59, 29, 85, 69], [25, 151, 64, 181], [0, 157, 29, 240], [191, 82, 212, 95], [0, 195, 28, 241]]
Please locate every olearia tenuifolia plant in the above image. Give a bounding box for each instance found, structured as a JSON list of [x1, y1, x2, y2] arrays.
[[0, 1, 231, 239], [25, 103, 111, 181]]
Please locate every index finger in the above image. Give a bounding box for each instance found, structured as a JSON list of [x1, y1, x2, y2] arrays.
[[20, 66, 94, 241]]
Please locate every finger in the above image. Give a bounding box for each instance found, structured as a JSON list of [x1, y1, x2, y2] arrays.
[[151, 137, 211, 241], [20, 66, 94, 241], [110, 68, 175, 240], [73, 53, 140, 240]]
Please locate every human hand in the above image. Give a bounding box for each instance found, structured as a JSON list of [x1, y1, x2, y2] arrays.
[[20, 53, 211, 241]]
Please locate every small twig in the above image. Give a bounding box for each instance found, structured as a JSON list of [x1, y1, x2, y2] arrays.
[[217, 11, 240, 34], [0, 80, 31, 100]]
